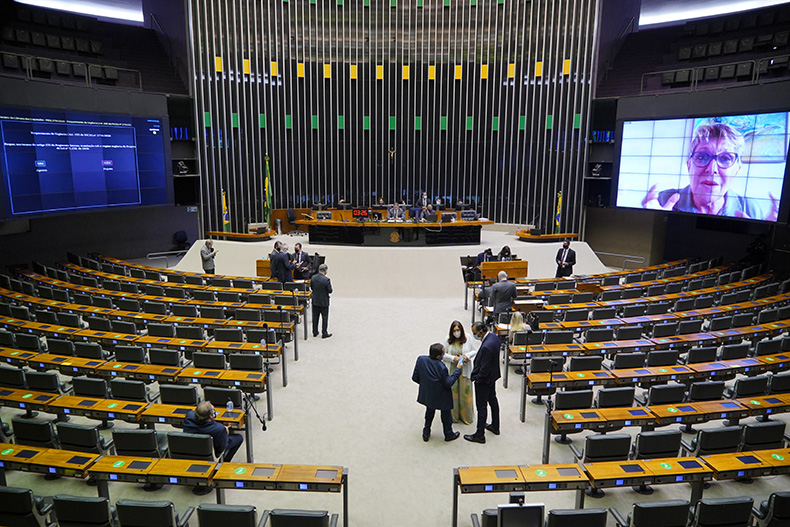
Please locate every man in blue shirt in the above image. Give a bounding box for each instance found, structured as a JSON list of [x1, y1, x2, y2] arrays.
[[184, 401, 244, 462]]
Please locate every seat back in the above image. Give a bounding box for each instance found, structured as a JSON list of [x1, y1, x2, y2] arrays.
[[159, 384, 199, 405], [56, 422, 106, 453], [678, 319, 703, 335], [585, 328, 613, 343], [112, 429, 166, 457], [0, 365, 26, 389], [148, 348, 182, 367], [688, 381, 725, 402], [623, 305, 647, 317], [529, 357, 565, 373], [112, 320, 137, 335], [761, 492, 790, 524], [116, 298, 141, 312], [229, 353, 263, 371], [203, 386, 243, 409], [646, 384, 686, 405], [616, 326, 643, 340], [544, 331, 573, 345], [646, 350, 680, 367], [720, 343, 749, 360], [147, 323, 175, 337], [622, 288, 644, 299], [612, 352, 646, 369], [114, 345, 147, 363], [690, 496, 753, 527], [567, 356, 602, 371], [86, 316, 113, 331], [175, 325, 205, 340], [72, 376, 109, 398], [595, 386, 634, 408], [53, 495, 114, 527], [74, 341, 105, 359], [110, 378, 148, 402], [35, 310, 58, 323], [142, 302, 168, 315], [647, 302, 671, 315], [496, 504, 544, 527], [47, 338, 75, 356], [116, 499, 178, 527], [546, 508, 607, 527], [709, 316, 733, 331], [731, 312, 754, 328], [0, 486, 46, 527], [686, 346, 717, 364], [268, 509, 332, 527], [12, 417, 59, 448], [167, 432, 215, 461], [196, 504, 257, 527], [25, 371, 62, 393], [741, 420, 786, 451], [213, 328, 244, 342], [769, 371, 790, 394], [171, 304, 198, 317], [755, 339, 782, 357], [591, 307, 616, 320], [694, 296, 714, 309], [694, 426, 742, 456], [631, 499, 690, 527], [583, 433, 631, 463], [192, 352, 227, 370], [632, 430, 682, 459], [164, 287, 186, 299], [15, 333, 43, 351], [653, 322, 678, 338], [563, 309, 588, 322], [732, 375, 769, 398], [235, 308, 262, 321], [553, 390, 594, 411]]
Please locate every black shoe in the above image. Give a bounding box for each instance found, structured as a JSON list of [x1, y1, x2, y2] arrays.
[[313, 332, 319, 338], [514, 367, 524, 375], [192, 485, 213, 496], [485, 424, 500, 436], [322, 333, 332, 339], [463, 434, 486, 444], [143, 483, 164, 491], [445, 432, 460, 442], [422, 432, 430, 442]]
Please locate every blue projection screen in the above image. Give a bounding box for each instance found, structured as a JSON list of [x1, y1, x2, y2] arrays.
[[615, 112, 790, 222], [0, 107, 170, 218]]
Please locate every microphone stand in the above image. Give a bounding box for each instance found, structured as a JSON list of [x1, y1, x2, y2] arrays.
[[542, 359, 555, 464]]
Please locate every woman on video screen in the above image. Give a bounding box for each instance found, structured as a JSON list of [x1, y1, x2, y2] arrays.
[[641, 122, 778, 220]]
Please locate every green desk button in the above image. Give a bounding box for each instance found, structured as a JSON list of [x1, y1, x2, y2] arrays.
[[659, 368, 667, 373], [535, 470, 547, 477], [750, 400, 761, 405], [108, 403, 117, 408], [767, 357, 775, 361], [113, 364, 122, 368], [563, 414, 574, 419], [234, 467, 247, 474], [22, 393, 32, 399], [194, 371, 202, 375], [11, 351, 19, 355], [180, 340, 188, 344], [659, 462, 672, 469], [112, 461, 125, 468], [576, 373, 586, 378], [772, 454, 784, 461], [253, 345, 260, 348], [667, 407, 678, 413], [1, 448, 14, 455]]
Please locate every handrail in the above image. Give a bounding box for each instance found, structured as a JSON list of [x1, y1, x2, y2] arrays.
[[593, 251, 646, 270], [603, 16, 635, 81], [150, 14, 175, 69], [640, 56, 774, 93], [2, 50, 142, 91], [146, 250, 188, 269]]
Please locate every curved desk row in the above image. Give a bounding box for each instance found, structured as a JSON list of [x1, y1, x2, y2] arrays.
[[295, 218, 494, 246]]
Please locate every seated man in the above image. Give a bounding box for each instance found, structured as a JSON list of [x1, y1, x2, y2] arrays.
[[183, 401, 243, 463], [387, 202, 405, 220], [419, 204, 435, 222]]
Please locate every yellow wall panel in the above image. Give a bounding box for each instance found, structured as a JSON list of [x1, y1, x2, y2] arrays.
[[243, 59, 250, 75], [214, 56, 222, 72], [507, 63, 515, 78], [297, 63, 305, 78], [376, 65, 384, 80], [563, 59, 571, 75], [270, 61, 278, 77], [480, 64, 488, 79], [535, 61, 543, 77], [402, 65, 409, 80], [324, 64, 331, 78], [350, 64, 358, 79], [454, 64, 462, 79], [428, 65, 436, 80]]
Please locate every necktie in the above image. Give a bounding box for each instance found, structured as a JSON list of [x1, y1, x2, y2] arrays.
[[562, 250, 567, 263]]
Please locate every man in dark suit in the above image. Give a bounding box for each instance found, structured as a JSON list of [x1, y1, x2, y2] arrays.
[[387, 202, 405, 220], [468, 248, 493, 281], [489, 270, 517, 319], [412, 343, 463, 442], [272, 243, 295, 284], [416, 191, 430, 208], [464, 322, 501, 444], [183, 401, 243, 494], [310, 263, 333, 338], [291, 242, 312, 280], [555, 240, 576, 278]]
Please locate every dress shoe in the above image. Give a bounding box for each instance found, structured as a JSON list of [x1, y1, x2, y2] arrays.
[[444, 431, 460, 442], [485, 424, 500, 435], [514, 367, 524, 375], [313, 332, 319, 338], [322, 333, 332, 339], [463, 434, 486, 444], [192, 485, 213, 496], [422, 432, 430, 442]]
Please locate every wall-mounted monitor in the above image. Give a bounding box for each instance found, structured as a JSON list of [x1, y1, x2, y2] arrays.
[[614, 111, 790, 222], [0, 106, 171, 219]]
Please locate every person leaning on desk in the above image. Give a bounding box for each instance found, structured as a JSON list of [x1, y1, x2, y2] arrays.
[[387, 202, 405, 220]]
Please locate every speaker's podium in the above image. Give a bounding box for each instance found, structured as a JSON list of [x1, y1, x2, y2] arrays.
[[480, 260, 528, 281]]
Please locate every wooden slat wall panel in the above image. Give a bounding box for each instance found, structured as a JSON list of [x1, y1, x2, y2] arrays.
[[189, 0, 598, 233]]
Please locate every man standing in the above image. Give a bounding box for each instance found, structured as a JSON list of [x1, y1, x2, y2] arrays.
[[271, 243, 295, 284], [292, 242, 312, 280], [464, 322, 501, 444], [200, 240, 218, 274], [183, 401, 243, 493], [555, 240, 576, 278], [489, 271, 517, 319], [310, 263, 333, 338], [412, 343, 463, 442], [416, 191, 430, 207]]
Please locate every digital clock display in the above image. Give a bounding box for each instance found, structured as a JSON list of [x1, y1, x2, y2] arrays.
[[352, 208, 369, 217]]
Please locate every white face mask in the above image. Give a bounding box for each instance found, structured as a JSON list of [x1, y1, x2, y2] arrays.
[[473, 333, 482, 341], [453, 331, 462, 338]]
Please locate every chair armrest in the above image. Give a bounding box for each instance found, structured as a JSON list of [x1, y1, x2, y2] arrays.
[[634, 392, 647, 406], [470, 513, 481, 527], [680, 438, 693, 456], [723, 387, 734, 399], [101, 437, 114, 452], [183, 360, 193, 368], [329, 513, 339, 527], [34, 496, 53, 517], [257, 510, 270, 527], [609, 507, 628, 527], [104, 353, 115, 361], [148, 391, 160, 403], [783, 432, 790, 444], [178, 506, 195, 527], [569, 443, 583, 460], [752, 505, 766, 521]]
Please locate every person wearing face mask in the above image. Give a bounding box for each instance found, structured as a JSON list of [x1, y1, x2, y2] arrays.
[[291, 242, 312, 279], [641, 122, 777, 220], [412, 343, 464, 442], [442, 320, 478, 425], [555, 240, 576, 278], [464, 321, 501, 444]]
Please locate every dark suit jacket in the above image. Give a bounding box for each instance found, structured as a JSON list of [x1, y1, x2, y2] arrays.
[[412, 355, 461, 411], [416, 195, 430, 207], [292, 250, 312, 277], [475, 251, 493, 267], [387, 206, 404, 220], [555, 247, 576, 277], [310, 272, 332, 307], [471, 332, 501, 384], [490, 280, 517, 315], [183, 410, 229, 458], [271, 251, 294, 283]]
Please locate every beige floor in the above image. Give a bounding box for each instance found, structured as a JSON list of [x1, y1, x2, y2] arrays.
[[3, 227, 787, 526]]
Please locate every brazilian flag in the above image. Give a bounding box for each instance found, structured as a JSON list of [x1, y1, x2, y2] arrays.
[[222, 190, 230, 232], [263, 155, 273, 227]]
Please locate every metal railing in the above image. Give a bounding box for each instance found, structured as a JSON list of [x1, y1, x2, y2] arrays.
[[593, 251, 646, 270], [1, 51, 143, 90], [603, 16, 636, 82], [146, 250, 188, 269]]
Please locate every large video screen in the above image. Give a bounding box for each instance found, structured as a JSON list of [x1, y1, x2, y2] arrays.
[[615, 112, 790, 222], [0, 106, 170, 218]]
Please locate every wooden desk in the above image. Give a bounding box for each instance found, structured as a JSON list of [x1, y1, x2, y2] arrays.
[[135, 335, 207, 354], [96, 362, 182, 383], [552, 409, 608, 433], [0, 442, 48, 484], [651, 403, 707, 426], [456, 465, 525, 493], [0, 347, 40, 367], [30, 353, 104, 376], [505, 343, 587, 389], [204, 341, 286, 387], [610, 365, 696, 386], [651, 333, 720, 350], [702, 452, 774, 479], [515, 231, 579, 242], [276, 464, 345, 492], [539, 301, 600, 311], [690, 357, 768, 378], [87, 455, 158, 498], [692, 400, 750, 423], [212, 462, 281, 490], [140, 404, 244, 429], [26, 449, 99, 479], [755, 448, 790, 475], [47, 395, 148, 423], [297, 217, 493, 246], [74, 329, 140, 348], [583, 460, 652, 489], [560, 319, 624, 332], [739, 394, 790, 418], [527, 369, 614, 390], [583, 339, 657, 355], [759, 352, 790, 372], [0, 387, 60, 412], [145, 458, 216, 489]]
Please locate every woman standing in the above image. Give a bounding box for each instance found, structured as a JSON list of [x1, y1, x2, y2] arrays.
[[443, 320, 477, 425]]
